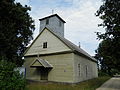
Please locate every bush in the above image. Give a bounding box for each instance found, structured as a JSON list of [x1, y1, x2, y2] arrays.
[[98, 70, 110, 76], [0, 60, 26, 90]]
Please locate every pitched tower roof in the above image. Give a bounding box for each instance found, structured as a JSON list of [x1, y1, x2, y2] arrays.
[[39, 14, 66, 23]]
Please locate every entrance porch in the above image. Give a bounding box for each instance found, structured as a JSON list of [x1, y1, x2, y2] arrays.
[[30, 58, 53, 81]]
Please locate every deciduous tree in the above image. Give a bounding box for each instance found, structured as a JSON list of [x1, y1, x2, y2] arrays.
[[95, 0, 120, 74], [0, 0, 35, 66]]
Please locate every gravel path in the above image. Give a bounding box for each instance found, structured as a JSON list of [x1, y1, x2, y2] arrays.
[[96, 77, 120, 90]]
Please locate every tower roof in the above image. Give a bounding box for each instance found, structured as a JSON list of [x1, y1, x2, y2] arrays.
[[39, 14, 66, 23]]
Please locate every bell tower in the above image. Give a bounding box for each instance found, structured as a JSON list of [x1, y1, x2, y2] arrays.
[[39, 14, 66, 37]]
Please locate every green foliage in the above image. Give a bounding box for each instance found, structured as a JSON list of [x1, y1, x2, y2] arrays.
[[98, 70, 110, 77], [0, 0, 35, 66], [95, 0, 120, 75], [0, 60, 26, 90], [96, 0, 120, 38]]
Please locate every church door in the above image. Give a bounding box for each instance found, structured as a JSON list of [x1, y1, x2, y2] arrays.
[[40, 68, 48, 80]]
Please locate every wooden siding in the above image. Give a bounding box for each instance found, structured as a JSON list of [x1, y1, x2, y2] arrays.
[[25, 28, 71, 56], [73, 54, 98, 83], [40, 15, 64, 37], [31, 60, 42, 67], [24, 53, 74, 83]]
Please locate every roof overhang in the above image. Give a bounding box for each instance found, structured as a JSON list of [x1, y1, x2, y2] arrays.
[[24, 27, 97, 63], [39, 14, 66, 23], [30, 58, 53, 68]]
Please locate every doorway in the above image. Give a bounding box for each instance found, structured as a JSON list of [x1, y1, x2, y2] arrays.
[[40, 68, 48, 80]]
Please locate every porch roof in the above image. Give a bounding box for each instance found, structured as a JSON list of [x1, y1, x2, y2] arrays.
[[30, 58, 53, 68]]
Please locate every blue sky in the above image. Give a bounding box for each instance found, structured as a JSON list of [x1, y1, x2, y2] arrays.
[[16, 0, 103, 56]]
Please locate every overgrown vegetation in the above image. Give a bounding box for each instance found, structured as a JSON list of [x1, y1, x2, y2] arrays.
[[95, 0, 120, 75], [0, 60, 26, 90], [25, 76, 110, 90]]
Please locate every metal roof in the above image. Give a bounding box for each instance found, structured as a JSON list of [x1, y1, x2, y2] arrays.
[[39, 14, 66, 23], [24, 27, 97, 62], [47, 27, 97, 62]]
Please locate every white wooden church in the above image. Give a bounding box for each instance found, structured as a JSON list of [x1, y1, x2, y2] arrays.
[[24, 14, 98, 83]]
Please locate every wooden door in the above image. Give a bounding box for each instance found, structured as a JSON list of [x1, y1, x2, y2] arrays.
[[40, 68, 48, 80]]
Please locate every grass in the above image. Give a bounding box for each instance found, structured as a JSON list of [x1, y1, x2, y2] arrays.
[[25, 76, 111, 90]]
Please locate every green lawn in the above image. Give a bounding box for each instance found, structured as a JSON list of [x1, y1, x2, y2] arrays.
[[25, 76, 111, 90]]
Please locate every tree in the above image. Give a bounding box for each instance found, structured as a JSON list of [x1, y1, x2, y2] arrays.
[[95, 0, 120, 75], [0, 0, 35, 66], [0, 60, 26, 90]]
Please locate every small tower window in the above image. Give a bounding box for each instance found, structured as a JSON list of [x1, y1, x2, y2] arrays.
[[43, 42, 47, 48], [59, 20, 62, 27], [46, 18, 49, 25]]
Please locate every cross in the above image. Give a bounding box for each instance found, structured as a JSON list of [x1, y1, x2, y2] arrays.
[[52, 9, 54, 15]]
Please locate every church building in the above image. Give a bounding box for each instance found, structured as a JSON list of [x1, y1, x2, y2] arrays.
[[24, 14, 98, 83]]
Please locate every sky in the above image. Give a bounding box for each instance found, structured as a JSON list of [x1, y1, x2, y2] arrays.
[[16, 0, 103, 56]]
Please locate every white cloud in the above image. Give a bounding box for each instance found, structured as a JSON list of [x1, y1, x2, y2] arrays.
[[15, 0, 29, 5], [55, 0, 102, 55], [16, 0, 103, 55]]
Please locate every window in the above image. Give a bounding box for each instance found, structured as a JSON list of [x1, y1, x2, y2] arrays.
[[46, 18, 49, 25], [85, 65, 88, 77], [59, 20, 62, 27], [78, 64, 81, 76], [43, 42, 47, 48]]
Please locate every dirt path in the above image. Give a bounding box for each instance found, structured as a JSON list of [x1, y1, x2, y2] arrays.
[[96, 77, 120, 90]]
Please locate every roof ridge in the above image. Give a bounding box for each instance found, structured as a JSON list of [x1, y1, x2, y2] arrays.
[[24, 27, 96, 62], [39, 14, 66, 23], [30, 58, 53, 68], [46, 28, 96, 62]]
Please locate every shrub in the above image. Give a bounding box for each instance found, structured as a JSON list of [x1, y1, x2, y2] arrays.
[[0, 60, 26, 90], [98, 70, 109, 76]]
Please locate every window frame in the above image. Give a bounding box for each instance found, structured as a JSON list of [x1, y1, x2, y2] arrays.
[[59, 20, 62, 27], [43, 42, 47, 48], [46, 18, 49, 25], [78, 64, 81, 77], [85, 65, 88, 77]]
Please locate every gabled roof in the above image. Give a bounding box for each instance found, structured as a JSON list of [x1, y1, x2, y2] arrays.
[[24, 27, 97, 62], [39, 14, 66, 23], [30, 58, 53, 68], [56, 35, 96, 61], [45, 27, 97, 62]]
